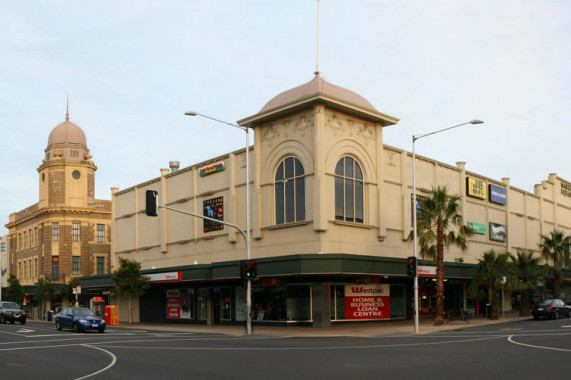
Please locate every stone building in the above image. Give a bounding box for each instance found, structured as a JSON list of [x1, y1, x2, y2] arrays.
[[5, 108, 111, 314]]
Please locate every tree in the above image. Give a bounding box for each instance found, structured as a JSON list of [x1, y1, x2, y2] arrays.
[[411, 186, 473, 325], [112, 257, 150, 324], [509, 250, 543, 316], [471, 250, 510, 320], [5, 274, 24, 304], [539, 229, 570, 299], [35, 278, 55, 319]]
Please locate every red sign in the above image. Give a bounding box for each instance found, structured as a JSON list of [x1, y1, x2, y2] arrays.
[[345, 284, 390, 320]]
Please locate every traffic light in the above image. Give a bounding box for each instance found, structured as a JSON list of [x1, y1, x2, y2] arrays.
[[406, 256, 417, 278], [240, 260, 258, 280], [146, 190, 159, 216]]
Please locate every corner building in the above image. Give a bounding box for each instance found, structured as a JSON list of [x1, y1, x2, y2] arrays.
[[5, 112, 111, 316], [92, 75, 571, 326]]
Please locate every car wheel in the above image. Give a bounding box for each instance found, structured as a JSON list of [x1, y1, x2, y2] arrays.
[[554, 311, 559, 320], [533, 315, 539, 320], [9, 320, 14, 324], [56, 321, 62, 331], [73, 323, 79, 333], [20, 319, 26, 325], [0, 315, 5, 324], [98, 329, 105, 333]]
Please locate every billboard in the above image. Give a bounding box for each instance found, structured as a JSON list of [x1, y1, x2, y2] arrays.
[[203, 197, 224, 232], [489, 222, 507, 242], [467, 177, 487, 199]]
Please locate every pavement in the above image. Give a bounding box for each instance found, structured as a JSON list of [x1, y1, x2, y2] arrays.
[[117, 312, 531, 338]]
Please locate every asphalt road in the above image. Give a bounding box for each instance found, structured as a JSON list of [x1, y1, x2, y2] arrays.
[[1, 319, 570, 379]]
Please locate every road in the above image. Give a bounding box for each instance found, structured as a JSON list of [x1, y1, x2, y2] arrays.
[[1, 318, 570, 379]]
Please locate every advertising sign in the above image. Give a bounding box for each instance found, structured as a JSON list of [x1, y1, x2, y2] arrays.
[[417, 265, 437, 277], [489, 184, 507, 205], [166, 289, 180, 319], [203, 197, 224, 232], [489, 222, 507, 242], [345, 284, 390, 320], [199, 161, 225, 177], [467, 177, 487, 199], [467, 221, 487, 235], [147, 272, 182, 282]]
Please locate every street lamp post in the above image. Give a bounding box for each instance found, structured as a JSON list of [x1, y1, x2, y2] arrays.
[[184, 111, 252, 335], [412, 119, 483, 333]]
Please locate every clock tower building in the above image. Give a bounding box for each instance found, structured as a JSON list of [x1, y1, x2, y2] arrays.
[[6, 107, 111, 314]]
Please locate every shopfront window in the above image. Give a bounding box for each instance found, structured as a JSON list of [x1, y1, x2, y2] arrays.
[[197, 288, 208, 320], [251, 285, 311, 322]]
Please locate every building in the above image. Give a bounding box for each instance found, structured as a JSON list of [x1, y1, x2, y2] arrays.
[[0, 235, 8, 293], [83, 74, 571, 327], [5, 108, 111, 315]]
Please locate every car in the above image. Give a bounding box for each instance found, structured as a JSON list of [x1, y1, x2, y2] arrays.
[[55, 307, 106, 333], [531, 299, 570, 320], [0, 301, 27, 325]]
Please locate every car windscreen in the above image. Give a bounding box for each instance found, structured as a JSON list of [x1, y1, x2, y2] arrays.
[[73, 309, 95, 316], [1, 302, 19, 309], [540, 300, 553, 306]]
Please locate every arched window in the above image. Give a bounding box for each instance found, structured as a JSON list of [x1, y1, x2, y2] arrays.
[[275, 157, 305, 224], [334, 156, 364, 223]]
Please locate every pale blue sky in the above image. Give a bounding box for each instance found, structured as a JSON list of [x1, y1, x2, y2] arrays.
[[1, 0, 570, 235]]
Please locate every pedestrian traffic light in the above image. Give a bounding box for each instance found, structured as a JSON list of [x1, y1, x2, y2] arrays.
[[146, 190, 159, 216], [407, 256, 417, 278]]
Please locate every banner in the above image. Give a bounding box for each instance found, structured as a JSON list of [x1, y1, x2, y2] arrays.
[[345, 284, 390, 320]]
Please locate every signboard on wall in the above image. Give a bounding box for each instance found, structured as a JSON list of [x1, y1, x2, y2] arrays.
[[489, 222, 507, 242], [467, 177, 487, 199], [345, 284, 390, 320], [467, 221, 487, 235], [203, 197, 224, 232], [489, 184, 507, 205], [199, 161, 225, 177], [147, 272, 182, 282], [166, 288, 193, 319]]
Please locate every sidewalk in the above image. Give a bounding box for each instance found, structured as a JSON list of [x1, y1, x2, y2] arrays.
[[122, 313, 531, 338]]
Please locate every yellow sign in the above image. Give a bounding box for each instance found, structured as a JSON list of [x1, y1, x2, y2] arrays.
[[467, 177, 487, 199]]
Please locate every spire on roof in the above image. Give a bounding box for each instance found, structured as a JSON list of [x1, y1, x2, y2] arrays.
[[65, 94, 70, 122], [314, 0, 321, 76]]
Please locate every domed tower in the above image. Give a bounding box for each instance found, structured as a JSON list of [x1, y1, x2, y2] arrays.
[[38, 106, 97, 209]]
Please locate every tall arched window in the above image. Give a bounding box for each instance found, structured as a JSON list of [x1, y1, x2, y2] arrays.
[[275, 157, 305, 224], [334, 156, 364, 223]]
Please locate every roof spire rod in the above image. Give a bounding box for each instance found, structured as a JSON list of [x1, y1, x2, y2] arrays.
[[314, 0, 320, 76], [65, 93, 70, 122]]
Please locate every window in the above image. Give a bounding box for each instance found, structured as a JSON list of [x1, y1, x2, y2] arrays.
[[334, 156, 364, 223], [52, 262, 59, 281], [97, 224, 105, 243], [96, 257, 105, 275], [72, 256, 81, 275], [275, 157, 305, 224], [52, 222, 59, 242], [24, 231, 27, 249], [72, 222, 80, 242], [34, 258, 38, 278]]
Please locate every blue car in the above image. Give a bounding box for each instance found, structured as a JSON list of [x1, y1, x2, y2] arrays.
[[55, 307, 106, 333]]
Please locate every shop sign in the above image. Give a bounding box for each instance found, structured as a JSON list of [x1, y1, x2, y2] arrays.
[[147, 272, 182, 282], [345, 284, 390, 320], [417, 265, 437, 277], [203, 197, 224, 232], [467, 177, 487, 199], [467, 221, 487, 235], [489, 184, 507, 205], [199, 161, 224, 177], [166, 288, 193, 319], [489, 222, 507, 242]]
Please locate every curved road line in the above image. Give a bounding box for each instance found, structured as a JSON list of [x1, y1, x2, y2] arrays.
[[507, 335, 571, 352], [75, 344, 117, 380]]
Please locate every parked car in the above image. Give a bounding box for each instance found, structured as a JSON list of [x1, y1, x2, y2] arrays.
[[0, 301, 27, 325], [532, 299, 570, 320], [55, 307, 106, 333]]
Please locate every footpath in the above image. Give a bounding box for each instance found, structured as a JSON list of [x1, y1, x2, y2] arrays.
[[122, 313, 531, 338]]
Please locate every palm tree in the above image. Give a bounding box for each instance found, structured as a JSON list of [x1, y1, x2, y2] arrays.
[[412, 186, 473, 325], [509, 250, 543, 316], [472, 250, 511, 320], [539, 229, 570, 299]]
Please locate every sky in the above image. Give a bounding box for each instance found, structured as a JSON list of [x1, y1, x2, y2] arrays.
[[1, 0, 570, 236]]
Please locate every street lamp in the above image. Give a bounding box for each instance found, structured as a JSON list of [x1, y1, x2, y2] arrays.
[[412, 119, 483, 333], [184, 111, 252, 335]]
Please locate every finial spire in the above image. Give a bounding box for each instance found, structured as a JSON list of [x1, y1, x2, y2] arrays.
[[314, 0, 321, 76], [65, 94, 70, 122]]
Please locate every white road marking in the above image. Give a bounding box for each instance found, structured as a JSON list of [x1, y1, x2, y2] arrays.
[[75, 344, 117, 380], [507, 335, 571, 352]]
